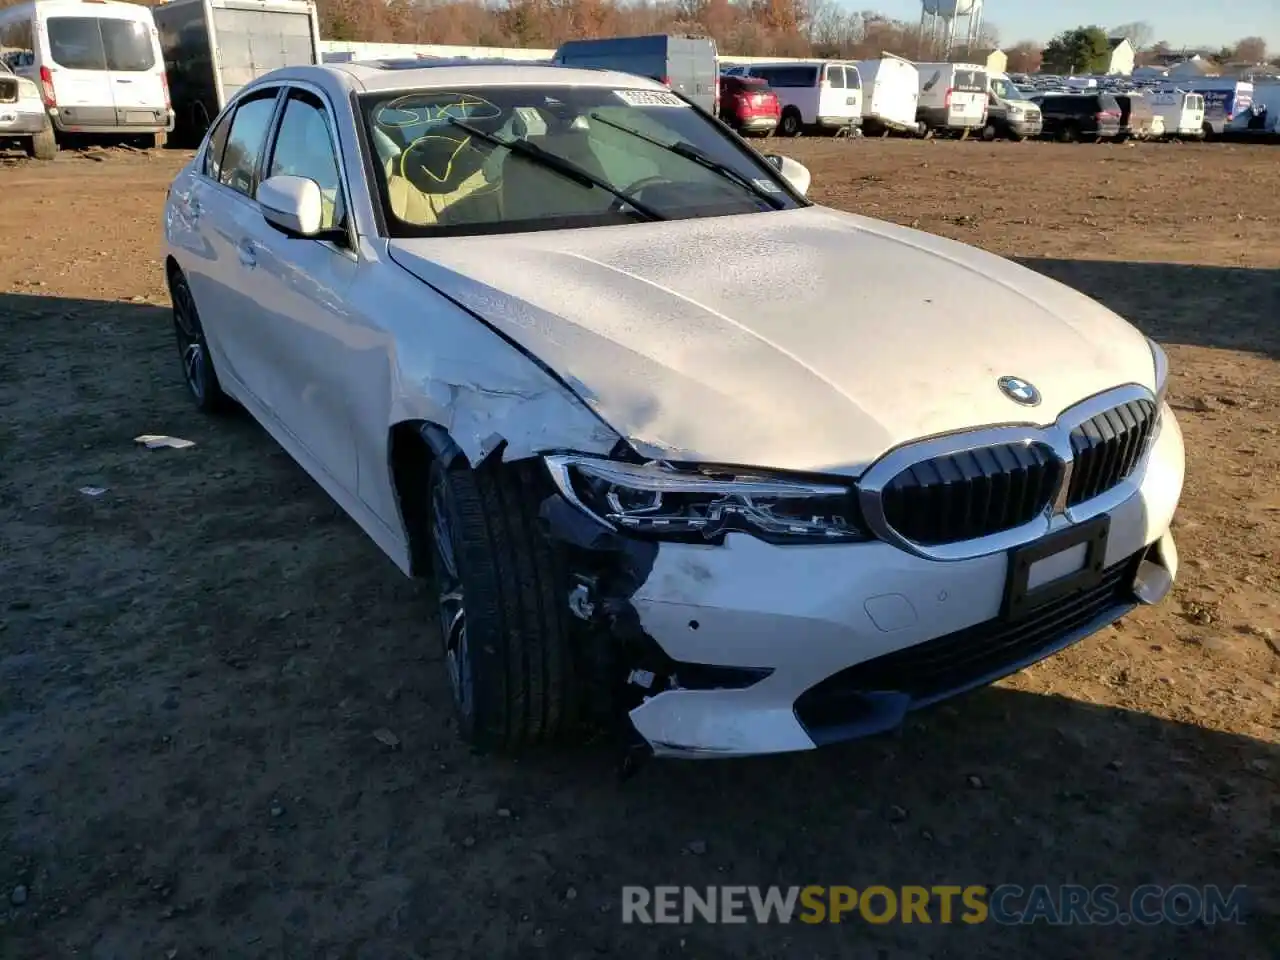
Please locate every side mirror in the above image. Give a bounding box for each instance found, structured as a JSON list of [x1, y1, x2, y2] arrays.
[[258, 174, 325, 238], [764, 153, 811, 198]]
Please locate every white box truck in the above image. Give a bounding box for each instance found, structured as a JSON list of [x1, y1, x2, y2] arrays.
[[152, 0, 320, 145]]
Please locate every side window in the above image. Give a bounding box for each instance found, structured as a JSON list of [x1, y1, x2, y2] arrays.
[[826, 65, 845, 89], [266, 89, 346, 231], [218, 90, 279, 197], [202, 106, 234, 180]]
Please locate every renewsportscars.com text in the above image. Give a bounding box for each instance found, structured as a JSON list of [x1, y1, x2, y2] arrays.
[[621, 884, 1249, 926]]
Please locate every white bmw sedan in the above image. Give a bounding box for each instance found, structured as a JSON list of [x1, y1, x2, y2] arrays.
[[163, 60, 1184, 759]]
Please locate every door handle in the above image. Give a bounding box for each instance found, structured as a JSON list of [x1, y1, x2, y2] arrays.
[[237, 241, 257, 268]]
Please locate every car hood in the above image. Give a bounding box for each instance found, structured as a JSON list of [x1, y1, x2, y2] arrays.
[[388, 206, 1155, 475]]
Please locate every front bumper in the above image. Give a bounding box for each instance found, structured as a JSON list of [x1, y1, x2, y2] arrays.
[[0, 107, 47, 136], [625, 404, 1185, 757], [1009, 116, 1043, 137]]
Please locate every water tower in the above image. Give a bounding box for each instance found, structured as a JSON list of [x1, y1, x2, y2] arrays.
[[918, 0, 985, 60]]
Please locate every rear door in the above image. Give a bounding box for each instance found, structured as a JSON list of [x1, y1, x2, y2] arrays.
[[41, 14, 114, 112], [949, 68, 987, 126], [100, 13, 166, 115]]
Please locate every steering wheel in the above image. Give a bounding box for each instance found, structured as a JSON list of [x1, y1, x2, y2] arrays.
[[608, 175, 674, 213]]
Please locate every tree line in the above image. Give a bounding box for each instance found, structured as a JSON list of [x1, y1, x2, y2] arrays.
[[0, 0, 1273, 74]]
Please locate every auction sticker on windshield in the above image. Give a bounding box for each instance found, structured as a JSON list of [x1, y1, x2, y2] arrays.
[[614, 89, 686, 108]]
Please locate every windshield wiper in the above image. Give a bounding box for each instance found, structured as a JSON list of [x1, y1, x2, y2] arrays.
[[587, 112, 786, 210], [445, 117, 665, 222]]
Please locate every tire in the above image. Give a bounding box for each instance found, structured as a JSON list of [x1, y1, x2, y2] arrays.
[[981, 123, 996, 141], [25, 122, 57, 161], [1057, 123, 1079, 143], [1008, 130, 1024, 142], [168, 268, 230, 414], [778, 108, 802, 138], [427, 457, 578, 752], [919, 123, 934, 140]]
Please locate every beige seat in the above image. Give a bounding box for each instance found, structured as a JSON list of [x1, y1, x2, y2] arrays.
[[500, 130, 614, 221], [384, 134, 501, 226]]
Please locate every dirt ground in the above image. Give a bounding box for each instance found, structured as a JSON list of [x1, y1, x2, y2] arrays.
[[0, 138, 1277, 959]]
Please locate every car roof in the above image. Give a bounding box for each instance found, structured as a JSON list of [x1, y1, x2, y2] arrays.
[[256, 60, 672, 96]]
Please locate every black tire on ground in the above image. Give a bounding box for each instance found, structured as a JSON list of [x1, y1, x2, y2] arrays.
[[427, 457, 578, 752], [167, 267, 230, 414], [778, 108, 802, 137], [25, 123, 57, 161], [1008, 130, 1024, 142], [919, 123, 934, 140], [981, 123, 996, 141], [1057, 123, 1079, 143]]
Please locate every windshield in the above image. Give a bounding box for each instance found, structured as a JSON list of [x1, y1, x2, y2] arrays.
[[990, 77, 1030, 102], [360, 85, 802, 237]]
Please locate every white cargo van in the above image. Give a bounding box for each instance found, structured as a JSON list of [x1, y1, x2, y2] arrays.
[[915, 61, 988, 137], [743, 60, 862, 137], [1149, 90, 1206, 139], [854, 55, 920, 135], [0, 0, 172, 144]]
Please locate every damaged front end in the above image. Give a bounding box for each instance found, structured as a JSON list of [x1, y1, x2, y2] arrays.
[[536, 452, 872, 772]]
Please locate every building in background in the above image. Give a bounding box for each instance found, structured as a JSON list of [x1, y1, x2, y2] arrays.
[[1105, 37, 1136, 76]]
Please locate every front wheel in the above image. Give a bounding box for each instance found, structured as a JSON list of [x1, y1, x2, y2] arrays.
[[426, 458, 580, 751]]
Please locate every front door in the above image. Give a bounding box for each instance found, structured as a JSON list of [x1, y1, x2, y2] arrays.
[[242, 85, 359, 492]]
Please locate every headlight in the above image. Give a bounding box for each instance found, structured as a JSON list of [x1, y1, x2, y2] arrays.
[[544, 455, 871, 545], [1148, 337, 1169, 407]]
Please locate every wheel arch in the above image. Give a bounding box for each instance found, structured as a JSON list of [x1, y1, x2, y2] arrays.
[[387, 419, 475, 578]]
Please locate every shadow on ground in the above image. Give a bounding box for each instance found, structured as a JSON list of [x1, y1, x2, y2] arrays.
[[1, 294, 1276, 959], [1017, 259, 1280, 360]]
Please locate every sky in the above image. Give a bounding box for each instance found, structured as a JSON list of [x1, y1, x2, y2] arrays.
[[866, 0, 1277, 50]]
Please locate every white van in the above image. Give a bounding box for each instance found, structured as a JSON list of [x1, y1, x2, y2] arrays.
[[743, 60, 863, 137], [0, 0, 173, 144], [854, 55, 920, 135], [1149, 90, 1206, 139], [915, 61, 988, 137]]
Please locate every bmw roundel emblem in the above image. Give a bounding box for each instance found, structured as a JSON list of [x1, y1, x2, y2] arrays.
[[998, 376, 1041, 406]]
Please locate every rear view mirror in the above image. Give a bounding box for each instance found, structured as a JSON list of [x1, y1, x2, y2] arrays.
[[763, 154, 811, 197], [258, 174, 324, 237]]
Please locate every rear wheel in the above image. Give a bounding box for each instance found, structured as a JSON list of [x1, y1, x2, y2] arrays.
[[918, 123, 934, 140], [981, 123, 997, 141], [24, 123, 57, 161], [778, 108, 802, 137], [1057, 123, 1079, 143], [427, 458, 579, 751], [168, 268, 229, 414]]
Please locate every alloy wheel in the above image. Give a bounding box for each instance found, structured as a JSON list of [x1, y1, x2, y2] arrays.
[[431, 479, 473, 718]]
